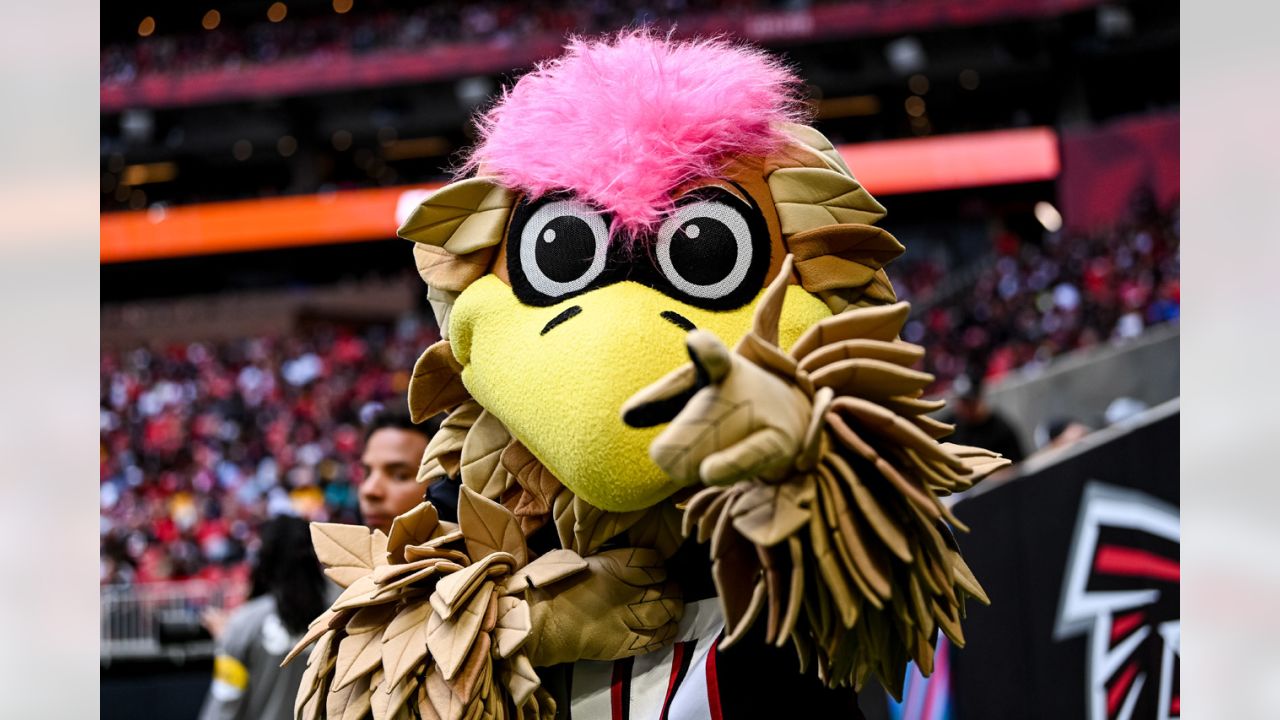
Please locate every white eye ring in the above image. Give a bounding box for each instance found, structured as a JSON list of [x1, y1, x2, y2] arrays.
[[655, 200, 753, 299], [519, 200, 610, 297]]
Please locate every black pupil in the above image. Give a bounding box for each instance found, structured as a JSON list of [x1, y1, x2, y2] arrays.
[[536, 215, 597, 283], [670, 218, 737, 286]]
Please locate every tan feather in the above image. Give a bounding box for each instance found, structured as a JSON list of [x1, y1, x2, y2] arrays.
[[326, 669, 374, 720], [380, 600, 432, 690], [459, 411, 514, 500], [458, 487, 528, 569], [408, 341, 470, 424]]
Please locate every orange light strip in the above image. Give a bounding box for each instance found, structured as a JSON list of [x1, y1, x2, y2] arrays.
[[101, 128, 1059, 264], [100, 186, 442, 264], [845, 127, 1060, 196]]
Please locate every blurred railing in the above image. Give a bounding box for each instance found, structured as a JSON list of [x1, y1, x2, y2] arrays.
[[101, 579, 247, 663], [984, 322, 1180, 453]]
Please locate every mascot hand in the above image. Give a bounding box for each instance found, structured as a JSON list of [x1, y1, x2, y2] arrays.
[[625, 330, 817, 487], [523, 547, 683, 666]]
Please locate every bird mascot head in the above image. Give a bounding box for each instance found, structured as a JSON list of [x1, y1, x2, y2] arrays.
[[401, 32, 898, 513], [290, 32, 1009, 720]]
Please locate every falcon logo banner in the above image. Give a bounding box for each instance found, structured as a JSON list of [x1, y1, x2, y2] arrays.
[[1055, 483, 1180, 720]]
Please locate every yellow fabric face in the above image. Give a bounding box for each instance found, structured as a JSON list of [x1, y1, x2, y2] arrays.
[[449, 275, 831, 512]]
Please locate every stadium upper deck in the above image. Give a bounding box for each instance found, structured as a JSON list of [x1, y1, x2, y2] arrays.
[[102, 0, 1113, 112], [101, 0, 1177, 219]]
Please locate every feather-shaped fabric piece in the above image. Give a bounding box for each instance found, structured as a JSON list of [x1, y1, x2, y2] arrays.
[[408, 341, 470, 425], [418, 401, 484, 485], [398, 176, 515, 254]]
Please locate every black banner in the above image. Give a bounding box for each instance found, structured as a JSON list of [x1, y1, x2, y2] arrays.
[[950, 405, 1179, 720]]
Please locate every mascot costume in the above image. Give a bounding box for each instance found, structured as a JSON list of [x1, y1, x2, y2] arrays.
[[286, 32, 1009, 720]]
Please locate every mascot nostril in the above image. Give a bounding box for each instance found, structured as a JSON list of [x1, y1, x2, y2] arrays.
[[659, 309, 696, 332], [292, 31, 1011, 720], [539, 305, 582, 336]]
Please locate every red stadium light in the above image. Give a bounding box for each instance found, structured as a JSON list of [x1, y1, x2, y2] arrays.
[[844, 127, 1059, 196], [100, 127, 1060, 264]]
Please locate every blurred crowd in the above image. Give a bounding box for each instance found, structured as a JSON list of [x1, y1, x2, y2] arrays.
[[895, 201, 1180, 392], [102, 0, 807, 84], [99, 203, 1178, 586], [99, 317, 437, 585]]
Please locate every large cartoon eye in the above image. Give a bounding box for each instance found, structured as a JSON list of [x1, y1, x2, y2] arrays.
[[655, 200, 755, 300], [518, 199, 610, 298]]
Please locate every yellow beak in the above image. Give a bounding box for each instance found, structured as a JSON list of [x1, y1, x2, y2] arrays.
[[448, 275, 830, 511]]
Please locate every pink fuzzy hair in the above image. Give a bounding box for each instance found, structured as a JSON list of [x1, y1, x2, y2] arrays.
[[461, 31, 808, 238]]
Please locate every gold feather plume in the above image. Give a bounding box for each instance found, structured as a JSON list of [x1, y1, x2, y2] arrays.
[[285, 489, 589, 720]]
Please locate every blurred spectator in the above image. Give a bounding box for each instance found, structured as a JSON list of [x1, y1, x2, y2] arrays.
[[100, 316, 438, 584], [356, 406, 448, 533], [946, 373, 1026, 464], [894, 202, 1180, 394], [1104, 395, 1150, 426], [1033, 416, 1093, 455], [197, 515, 327, 720]]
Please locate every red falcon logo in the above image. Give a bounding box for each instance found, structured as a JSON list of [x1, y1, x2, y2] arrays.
[[1055, 482, 1179, 720]]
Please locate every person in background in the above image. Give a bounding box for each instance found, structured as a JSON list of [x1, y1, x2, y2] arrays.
[[1037, 416, 1093, 452], [947, 373, 1026, 464], [1104, 395, 1150, 426], [198, 515, 327, 720], [357, 407, 451, 532]]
